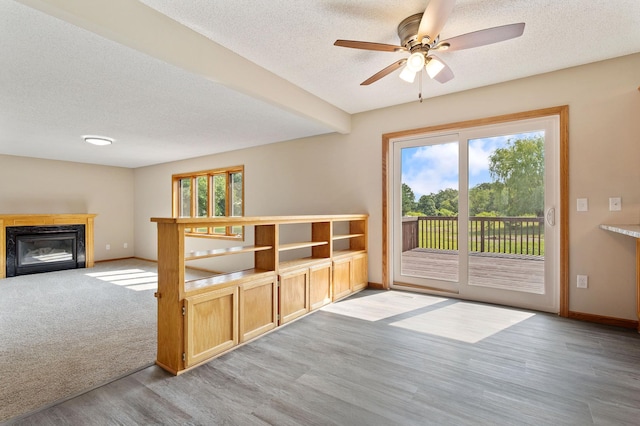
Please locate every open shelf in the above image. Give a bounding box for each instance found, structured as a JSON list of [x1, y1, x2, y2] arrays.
[[278, 256, 331, 271], [278, 241, 328, 252], [185, 245, 272, 261], [332, 233, 365, 241], [332, 249, 367, 259], [184, 268, 274, 295]]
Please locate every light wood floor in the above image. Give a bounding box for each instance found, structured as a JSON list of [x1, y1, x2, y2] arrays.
[[9, 289, 640, 425], [402, 249, 545, 293]]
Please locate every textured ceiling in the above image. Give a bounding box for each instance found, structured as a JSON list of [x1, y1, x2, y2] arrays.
[[2, 0, 640, 168]]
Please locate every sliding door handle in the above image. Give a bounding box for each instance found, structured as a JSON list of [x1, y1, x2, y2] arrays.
[[546, 207, 556, 226]]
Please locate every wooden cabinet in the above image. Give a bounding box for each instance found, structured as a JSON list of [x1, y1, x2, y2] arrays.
[[309, 261, 332, 310], [332, 217, 368, 301], [184, 286, 238, 368], [152, 214, 367, 375], [239, 276, 277, 342], [332, 257, 353, 301], [332, 253, 367, 301], [278, 267, 310, 325], [352, 252, 368, 292]]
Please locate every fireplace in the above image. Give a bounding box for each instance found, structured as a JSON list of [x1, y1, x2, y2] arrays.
[[5, 225, 86, 277]]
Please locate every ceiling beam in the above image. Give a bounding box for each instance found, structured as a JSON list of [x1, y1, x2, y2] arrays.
[[17, 0, 351, 134]]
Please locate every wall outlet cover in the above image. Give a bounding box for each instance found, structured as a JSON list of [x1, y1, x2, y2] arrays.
[[609, 197, 622, 211], [576, 198, 588, 212], [577, 275, 588, 288]]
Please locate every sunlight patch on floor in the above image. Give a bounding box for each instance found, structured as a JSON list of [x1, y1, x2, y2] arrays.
[[85, 269, 157, 291], [390, 302, 535, 343], [322, 291, 448, 321]]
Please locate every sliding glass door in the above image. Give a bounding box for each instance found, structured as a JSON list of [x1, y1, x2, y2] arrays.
[[391, 116, 560, 312]]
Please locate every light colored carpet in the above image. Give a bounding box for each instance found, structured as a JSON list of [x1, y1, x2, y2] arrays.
[[0, 258, 201, 422]]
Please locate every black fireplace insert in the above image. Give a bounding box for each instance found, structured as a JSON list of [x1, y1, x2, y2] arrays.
[[5, 225, 86, 277]]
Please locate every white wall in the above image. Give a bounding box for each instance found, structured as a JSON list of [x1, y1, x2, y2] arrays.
[[0, 154, 135, 260], [134, 53, 640, 320]]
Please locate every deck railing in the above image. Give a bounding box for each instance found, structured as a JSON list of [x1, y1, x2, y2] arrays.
[[402, 216, 544, 256]]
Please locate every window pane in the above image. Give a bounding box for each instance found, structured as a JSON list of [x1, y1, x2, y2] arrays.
[[230, 172, 242, 217], [213, 174, 226, 217], [196, 176, 208, 218], [179, 178, 191, 217]]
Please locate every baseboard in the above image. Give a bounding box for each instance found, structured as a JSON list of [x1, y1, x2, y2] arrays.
[[133, 256, 156, 263], [568, 311, 639, 330], [94, 256, 138, 263], [367, 282, 386, 290]]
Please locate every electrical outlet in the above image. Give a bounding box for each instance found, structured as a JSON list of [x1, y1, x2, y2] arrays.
[[106, 244, 111, 250], [124, 243, 128, 249], [576, 198, 588, 212], [609, 197, 621, 211], [577, 275, 588, 288]]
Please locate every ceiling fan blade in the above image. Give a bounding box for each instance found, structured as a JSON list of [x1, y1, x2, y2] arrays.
[[428, 55, 454, 83], [361, 59, 407, 85], [418, 0, 456, 43], [437, 22, 525, 51], [334, 40, 406, 52]]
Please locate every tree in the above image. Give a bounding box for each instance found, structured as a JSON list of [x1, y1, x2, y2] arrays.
[[469, 181, 506, 216], [417, 195, 437, 216], [489, 137, 544, 216], [433, 188, 458, 215], [401, 183, 416, 216]]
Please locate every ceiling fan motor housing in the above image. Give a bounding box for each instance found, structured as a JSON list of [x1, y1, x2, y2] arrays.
[[398, 13, 431, 50]]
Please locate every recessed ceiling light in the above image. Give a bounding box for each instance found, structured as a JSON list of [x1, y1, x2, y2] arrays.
[[83, 135, 113, 146]]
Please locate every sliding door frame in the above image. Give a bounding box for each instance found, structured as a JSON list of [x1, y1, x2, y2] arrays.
[[381, 106, 570, 317]]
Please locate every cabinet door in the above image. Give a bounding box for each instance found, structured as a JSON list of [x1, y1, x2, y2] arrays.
[[184, 286, 238, 368], [278, 268, 309, 324], [239, 277, 277, 343], [352, 253, 368, 292], [332, 258, 352, 301], [309, 262, 332, 311]]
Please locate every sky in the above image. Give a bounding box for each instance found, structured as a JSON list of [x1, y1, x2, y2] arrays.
[[401, 131, 543, 199]]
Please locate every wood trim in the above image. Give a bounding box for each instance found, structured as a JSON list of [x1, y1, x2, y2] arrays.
[[0, 219, 5, 281], [381, 106, 570, 316], [568, 311, 639, 330], [382, 129, 390, 289], [151, 214, 368, 225], [558, 106, 570, 317], [0, 214, 97, 279], [367, 282, 385, 290], [637, 239, 640, 332]]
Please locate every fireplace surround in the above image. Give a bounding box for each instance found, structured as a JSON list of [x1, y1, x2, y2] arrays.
[[6, 225, 85, 277], [0, 214, 96, 279]]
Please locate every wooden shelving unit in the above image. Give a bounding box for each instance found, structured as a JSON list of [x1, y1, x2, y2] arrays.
[[151, 214, 368, 375], [185, 245, 272, 261]]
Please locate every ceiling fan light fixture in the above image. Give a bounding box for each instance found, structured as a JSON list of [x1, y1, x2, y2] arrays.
[[406, 52, 426, 72], [399, 65, 417, 83], [426, 57, 445, 78]]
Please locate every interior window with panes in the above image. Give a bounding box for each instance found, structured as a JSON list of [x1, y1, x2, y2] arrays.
[[172, 166, 244, 239]]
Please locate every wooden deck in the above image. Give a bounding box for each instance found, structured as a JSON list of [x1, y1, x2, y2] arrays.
[[401, 248, 544, 294]]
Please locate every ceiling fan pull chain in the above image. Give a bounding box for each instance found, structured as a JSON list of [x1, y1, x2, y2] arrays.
[[419, 69, 423, 103]]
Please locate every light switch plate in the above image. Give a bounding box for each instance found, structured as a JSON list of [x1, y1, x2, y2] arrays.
[[609, 197, 622, 211], [576, 198, 588, 212]]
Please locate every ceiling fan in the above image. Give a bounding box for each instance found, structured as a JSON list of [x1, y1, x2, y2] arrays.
[[334, 0, 525, 88]]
